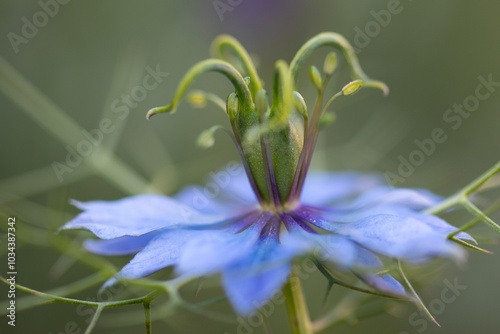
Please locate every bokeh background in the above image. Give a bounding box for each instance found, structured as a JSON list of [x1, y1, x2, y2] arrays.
[[1, 0, 499, 333]]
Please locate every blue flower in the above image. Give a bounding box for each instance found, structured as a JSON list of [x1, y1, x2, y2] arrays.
[[62, 168, 472, 315], [61, 33, 472, 316]]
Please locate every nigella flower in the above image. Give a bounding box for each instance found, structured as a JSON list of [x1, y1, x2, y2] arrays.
[[62, 33, 473, 316]]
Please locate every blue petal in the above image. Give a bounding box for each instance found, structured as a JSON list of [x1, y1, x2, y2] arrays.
[[108, 229, 195, 281], [222, 218, 292, 315], [337, 245, 406, 296], [356, 206, 474, 242], [281, 215, 406, 297], [357, 272, 406, 297], [340, 186, 443, 210], [295, 205, 474, 243], [61, 194, 250, 239], [84, 233, 157, 255], [353, 247, 406, 297], [281, 215, 385, 270], [174, 165, 259, 213], [174, 185, 243, 214], [300, 172, 383, 206], [281, 230, 358, 269], [221, 165, 260, 205], [333, 214, 466, 261], [176, 165, 258, 209], [289, 207, 341, 232], [176, 212, 272, 276], [280, 214, 357, 268]]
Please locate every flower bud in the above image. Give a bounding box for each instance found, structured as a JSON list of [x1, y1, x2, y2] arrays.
[[342, 80, 363, 96], [323, 52, 337, 76], [309, 66, 323, 91], [196, 125, 223, 148], [292, 91, 308, 119], [320, 112, 336, 127], [187, 91, 207, 108], [226, 92, 239, 121]]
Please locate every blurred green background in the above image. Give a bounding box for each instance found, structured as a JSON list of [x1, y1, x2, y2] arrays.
[[1, 0, 499, 333]]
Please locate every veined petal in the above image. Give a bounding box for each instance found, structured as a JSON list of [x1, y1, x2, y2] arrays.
[[221, 165, 260, 205], [300, 171, 383, 206], [61, 194, 251, 239], [290, 206, 340, 232], [334, 214, 466, 261], [281, 228, 357, 269], [353, 206, 474, 242], [295, 205, 474, 243], [281, 214, 382, 270], [174, 165, 259, 213], [105, 229, 194, 284], [174, 185, 242, 214], [280, 214, 356, 268], [281, 214, 406, 296], [222, 218, 292, 315], [84, 233, 157, 256], [348, 246, 405, 296], [402, 209, 474, 243], [101, 214, 262, 288], [340, 186, 443, 210], [176, 212, 271, 276], [357, 272, 407, 297]]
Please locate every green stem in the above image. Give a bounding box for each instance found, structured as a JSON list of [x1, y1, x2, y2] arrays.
[[4, 273, 106, 314], [144, 302, 152, 334], [283, 269, 312, 334], [146, 59, 253, 119], [289, 32, 388, 95], [0, 275, 154, 308], [396, 260, 440, 327], [424, 192, 463, 215], [84, 306, 103, 334], [211, 34, 262, 95], [462, 160, 500, 195], [422, 160, 500, 237], [447, 199, 500, 238], [462, 199, 500, 234], [450, 237, 492, 254], [426, 160, 500, 215]]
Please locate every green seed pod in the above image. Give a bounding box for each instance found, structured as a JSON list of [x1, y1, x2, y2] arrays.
[[269, 113, 304, 203], [237, 98, 269, 202]]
